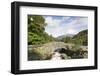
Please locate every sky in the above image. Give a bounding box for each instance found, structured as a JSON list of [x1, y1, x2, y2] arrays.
[[43, 15, 88, 38]]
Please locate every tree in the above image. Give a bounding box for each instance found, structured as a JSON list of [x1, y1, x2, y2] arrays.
[[28, 15, 54, 45], [62, 37, 71, 43]]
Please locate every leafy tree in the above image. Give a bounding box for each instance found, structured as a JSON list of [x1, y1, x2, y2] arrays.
[[28, 15, 54, 45]]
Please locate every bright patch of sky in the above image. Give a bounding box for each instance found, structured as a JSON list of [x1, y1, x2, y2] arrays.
[[43, 15, 88, 37]]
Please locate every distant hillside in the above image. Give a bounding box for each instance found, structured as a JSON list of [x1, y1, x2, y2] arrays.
[[73, 30, 87, 39], [67, 34, 75, 37], [57, 30, 88, 46], [56, 34, 74, 41], [70, 29, 88, 45]]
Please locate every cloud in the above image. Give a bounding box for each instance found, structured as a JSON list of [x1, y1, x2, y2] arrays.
[[62, 17, 71, 21], [45, 17, 61, 27], [75, 17, 88, 25], [62, 17, 88, 34], [45, 25, 63, 37], [44, 16, 88, 37], [65, 29, 77, 34]]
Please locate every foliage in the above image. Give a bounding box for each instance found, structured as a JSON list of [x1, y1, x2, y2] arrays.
[[71, 30, 88, 46], [61, 36, 71, 43], [28, 15, 54, 45]]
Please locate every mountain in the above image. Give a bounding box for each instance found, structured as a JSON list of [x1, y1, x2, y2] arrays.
[[70, 29, 88, 45], [56, 34, 74, 40], [66, 34, 75, 37], [73, 30, 88, 39], [55, 29, 88, 46]]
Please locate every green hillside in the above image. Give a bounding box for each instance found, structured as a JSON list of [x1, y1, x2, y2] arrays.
[[61, 30, 88, 46], [71, 30, 88, 46]]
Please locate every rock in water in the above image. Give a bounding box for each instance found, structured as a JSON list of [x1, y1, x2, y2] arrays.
[[51, 52, 62, 60]]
